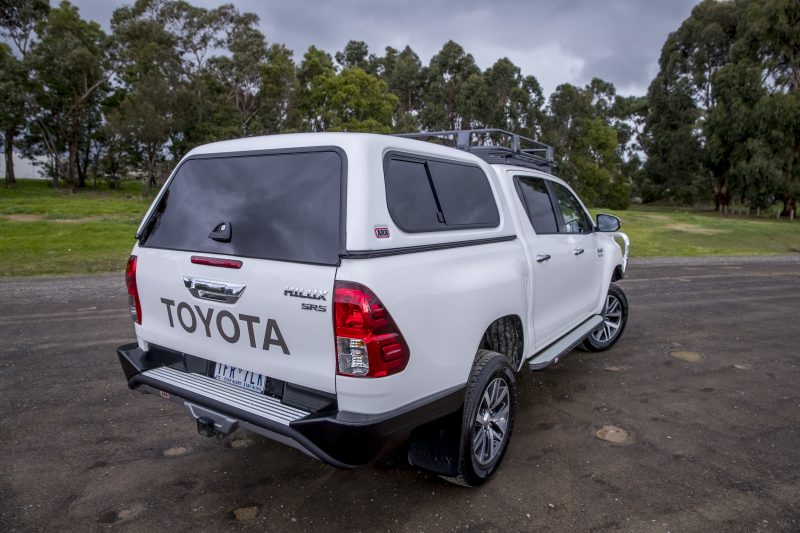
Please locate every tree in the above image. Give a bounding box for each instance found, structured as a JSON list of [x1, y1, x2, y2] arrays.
[[335, 40, 369, 71], [387, 46, 422, 131], [259, 44, 301, 133], [26, 1, 108, 189], [0, 0, 49, 187], [0, 43, 26, 187], [297, 46, 336, 131], [109, 0, 184, 194], [644, 0, 740, 208], [420, 41, 480, 130], [307, 68, 397, 133], [544, 80, 630, 209]]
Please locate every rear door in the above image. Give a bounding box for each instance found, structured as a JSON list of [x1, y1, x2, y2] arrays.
[[134, 149, 344, 394]]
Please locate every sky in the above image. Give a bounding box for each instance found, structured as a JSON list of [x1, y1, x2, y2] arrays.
[[65, 0, 700, 98]]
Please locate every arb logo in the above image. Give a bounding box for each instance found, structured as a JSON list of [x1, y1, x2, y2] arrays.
[[374, 227, 390, 239]]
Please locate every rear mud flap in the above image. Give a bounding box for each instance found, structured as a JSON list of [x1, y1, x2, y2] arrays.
[[407, 409, 463, 477]]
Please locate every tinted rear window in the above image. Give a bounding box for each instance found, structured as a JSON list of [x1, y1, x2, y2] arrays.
[[516, 176, 559, 234], [428, 160, 500, 227], [384, 153, 499, 232], [384, 158, 442, 232], [141, 151, 342, 265]]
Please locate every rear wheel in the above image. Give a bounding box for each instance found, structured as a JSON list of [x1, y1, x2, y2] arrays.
[[583, 283, 628, 352], [442, 350, 516, 487]]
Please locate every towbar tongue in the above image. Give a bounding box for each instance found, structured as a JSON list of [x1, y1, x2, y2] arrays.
[[184, 402, 239, 438], [197, 417, 216, 438]]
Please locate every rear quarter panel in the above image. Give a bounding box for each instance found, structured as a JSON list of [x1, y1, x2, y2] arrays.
[[335, 239, 528, 414]]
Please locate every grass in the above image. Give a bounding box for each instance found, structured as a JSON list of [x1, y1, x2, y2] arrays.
[[0, 179, 798, 276], [0, 179, 153, 277], [596, 206, 800, 258]]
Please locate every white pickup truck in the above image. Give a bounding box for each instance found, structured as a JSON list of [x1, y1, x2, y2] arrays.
[[117, 129, 629, 486]]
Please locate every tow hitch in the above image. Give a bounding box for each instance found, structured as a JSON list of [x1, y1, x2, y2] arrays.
[[184, 402, 239, 439], [196, 417, 217, 438]]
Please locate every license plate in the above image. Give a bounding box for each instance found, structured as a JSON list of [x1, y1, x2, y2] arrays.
[[213, 363, 266, 393]]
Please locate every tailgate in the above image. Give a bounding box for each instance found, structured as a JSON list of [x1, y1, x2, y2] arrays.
[[135, 247, 337, 393], [132, 149, 344, 394]]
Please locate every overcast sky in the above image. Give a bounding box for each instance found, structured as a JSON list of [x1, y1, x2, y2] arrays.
[[66, 0, 699, 97]]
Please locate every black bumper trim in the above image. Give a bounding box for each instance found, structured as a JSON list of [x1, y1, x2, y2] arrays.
[[117, 344, 466, 467]]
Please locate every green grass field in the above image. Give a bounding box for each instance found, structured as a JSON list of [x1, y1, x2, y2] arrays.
[[0, 179, 798, 276], [0, 180, 152, 277], [595, 207, 800, 258]]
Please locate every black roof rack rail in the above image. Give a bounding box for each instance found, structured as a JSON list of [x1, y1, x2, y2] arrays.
[[395, 129, 556, 171]]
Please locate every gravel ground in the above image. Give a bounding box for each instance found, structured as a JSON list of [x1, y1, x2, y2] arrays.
[[1, 256, 798, 532]]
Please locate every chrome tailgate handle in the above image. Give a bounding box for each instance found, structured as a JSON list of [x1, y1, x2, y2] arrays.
[[183, 276, 246, 304]]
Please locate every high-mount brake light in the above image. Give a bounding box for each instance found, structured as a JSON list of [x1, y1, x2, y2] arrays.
[[191, 256, 243, 269], [125, 255, 142, 325], [333, 281, 409, 378]]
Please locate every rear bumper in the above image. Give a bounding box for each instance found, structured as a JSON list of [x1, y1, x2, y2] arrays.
[[117, 343, 465, 468]]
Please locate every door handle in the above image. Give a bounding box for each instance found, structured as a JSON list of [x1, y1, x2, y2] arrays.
[[536, 253, 551, 263], [183, 276, 246, 304], [573, 248, 585, 256]]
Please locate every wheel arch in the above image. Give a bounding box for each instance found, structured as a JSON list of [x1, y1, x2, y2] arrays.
[[612, 264, 624, 282], [478, 315, 524, 371]]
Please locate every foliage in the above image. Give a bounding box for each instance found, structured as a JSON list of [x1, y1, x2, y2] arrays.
[[2, 0, 796, 218], [644, 0, 800, 216]]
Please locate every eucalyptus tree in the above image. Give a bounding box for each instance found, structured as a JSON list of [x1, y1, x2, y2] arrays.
[[26, 1, 109, 189], [297, 45, 336, 131], [108, 0, 184, 194], [259, 44, 301, 133], [420, 40, 481, 130], [0, 0, 49, 187], [544, 80, 630, 209]]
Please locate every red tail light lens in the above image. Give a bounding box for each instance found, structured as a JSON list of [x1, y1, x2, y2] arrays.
[[333, 281, 409, 378], [125, 255, 142, 325]]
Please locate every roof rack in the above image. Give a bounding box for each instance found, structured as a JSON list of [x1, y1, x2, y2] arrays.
[[395, 128, 556, 171]]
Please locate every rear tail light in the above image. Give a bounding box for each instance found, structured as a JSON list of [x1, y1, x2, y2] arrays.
[[125, 255, 142, 324], [333, 281, 409, 378]]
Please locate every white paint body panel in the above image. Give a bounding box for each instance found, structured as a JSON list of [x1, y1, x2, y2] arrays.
[[130, 132, 627, 417]]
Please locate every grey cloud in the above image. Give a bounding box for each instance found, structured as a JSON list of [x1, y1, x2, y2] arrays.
[[66, 0, 699, 96]]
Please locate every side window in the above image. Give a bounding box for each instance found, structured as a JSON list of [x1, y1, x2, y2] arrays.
[[384, 158, 441, 232], [515, 176, 559, 234], [428, 160, 499, 227], [384, 154, 500, 232], [551, 182, 593, 234]]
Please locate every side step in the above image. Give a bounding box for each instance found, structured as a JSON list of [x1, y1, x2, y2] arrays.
[[527, 315, 603, 371]]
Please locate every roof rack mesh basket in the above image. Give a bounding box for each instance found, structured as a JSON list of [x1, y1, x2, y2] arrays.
[[395, 129, 556, 171]]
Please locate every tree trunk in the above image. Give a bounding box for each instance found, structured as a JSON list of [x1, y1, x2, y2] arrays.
[[781, 196, 797, 219], [66, 136, 78, 192], [3, 129, 15, 188], [713, 185, 730, 213]]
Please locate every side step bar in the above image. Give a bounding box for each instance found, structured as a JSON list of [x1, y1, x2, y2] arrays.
[[527, 315, 603, 371]]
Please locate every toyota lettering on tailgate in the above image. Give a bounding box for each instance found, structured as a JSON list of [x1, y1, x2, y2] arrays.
[[159, 298, 290, 355]]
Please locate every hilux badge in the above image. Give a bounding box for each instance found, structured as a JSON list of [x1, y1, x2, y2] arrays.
[[283, 287, 328, 301]]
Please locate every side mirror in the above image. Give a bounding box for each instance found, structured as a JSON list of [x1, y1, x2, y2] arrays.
[[596, 213, 621, 232]]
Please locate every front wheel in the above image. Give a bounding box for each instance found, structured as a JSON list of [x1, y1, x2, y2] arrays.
[[442, 350, 516, 487], [582, 283, 628, 352]]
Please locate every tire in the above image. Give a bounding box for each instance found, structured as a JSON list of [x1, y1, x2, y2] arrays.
[[483, 317, 522, 369], [582, 283, 628, 352], [441, 350, 516, 487]]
